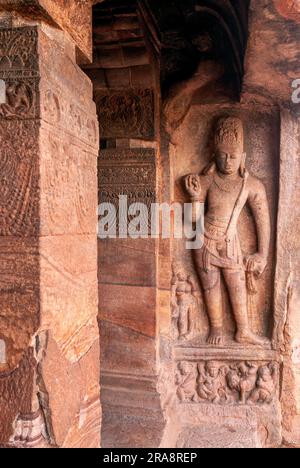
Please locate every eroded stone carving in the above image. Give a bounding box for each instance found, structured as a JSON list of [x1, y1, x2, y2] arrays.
[[42, 88, 98, 146], [0, 120, 39, 236], [95, 89, 154, 139], [0, 28, 39, 120], [0, 349, 36, 445], [10, 406, 49, 448], [0, 81, 36, 118], [171, 264, 200, 341], [184, 116, 271, 347], [0, 27, 38, 76], [99, 149, 156, 234], [9, 333, 55, 448], [175, 361, 198, 403], [175, 360, 278, 405], [197, 361, 229, 404]]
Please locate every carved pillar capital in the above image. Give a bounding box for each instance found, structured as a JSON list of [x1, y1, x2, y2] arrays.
[[0, 0, 93, 63]]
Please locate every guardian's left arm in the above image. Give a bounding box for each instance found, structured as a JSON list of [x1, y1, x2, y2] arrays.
[[247, 179, 271, 275]]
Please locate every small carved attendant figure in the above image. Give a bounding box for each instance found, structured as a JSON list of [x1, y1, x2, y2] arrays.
[[171, 265, 200, 341], [0, 82, 32, 117], [227, 361, 258, 404], [175, 361, 198, 402], [249, 364, 276, 404], [197, 361, 228, 404], [184, 116, 271, 347]]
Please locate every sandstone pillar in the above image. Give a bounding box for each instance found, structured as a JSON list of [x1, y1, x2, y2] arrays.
[[274, 107, 300, 447], [86, 0, 165, 447], [0, 2, 100, 448]]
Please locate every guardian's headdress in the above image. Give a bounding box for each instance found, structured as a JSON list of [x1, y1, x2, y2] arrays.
[[214, 116, 244, 152]]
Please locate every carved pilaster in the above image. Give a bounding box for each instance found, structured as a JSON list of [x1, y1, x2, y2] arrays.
[[0, 21, 100, 448]]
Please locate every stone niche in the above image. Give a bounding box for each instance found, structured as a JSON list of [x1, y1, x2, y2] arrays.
[[163, 100, 281, 448], [172, 105, 279, 343]]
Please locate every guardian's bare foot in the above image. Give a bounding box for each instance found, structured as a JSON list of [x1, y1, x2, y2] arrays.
[[207, 328, 224, 346], [236, 330, 269, 347]]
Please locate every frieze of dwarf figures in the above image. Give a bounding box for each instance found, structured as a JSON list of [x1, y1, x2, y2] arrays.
[[175, 360, 278, 405]]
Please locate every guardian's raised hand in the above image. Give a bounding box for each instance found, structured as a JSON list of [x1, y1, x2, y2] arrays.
[[184, 174, 202, 200]]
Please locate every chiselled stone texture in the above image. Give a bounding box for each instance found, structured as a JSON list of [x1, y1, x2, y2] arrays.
[[0, 238, 39, 371], [0, 348, 36, 445], [0, 26, 41, 383], [0, 22, 100, 448], [0, 28, 40, 237], [99, 148, 156, 234], [95, 89, 154, 139], [101, 370, 165, 448], [0, 1, 93, 62], [244, 0, 300, 104], [0, 27, 39, 119], [275, 108, 300, 447], [98, 150, 159, 446], [38, 23, 100, 448], [0, 121, 40, 236]]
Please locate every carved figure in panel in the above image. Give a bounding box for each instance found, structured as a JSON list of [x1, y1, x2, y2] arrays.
[[95, 89, 154, 140], [175, 361, 198, 403], [171, 264, 200, 341], [197, 361, 229, 404], [184, 117, 271, 347], [248, 363, 277, 405], [0, 81, 34, 118], [227, 362, 259, 404]]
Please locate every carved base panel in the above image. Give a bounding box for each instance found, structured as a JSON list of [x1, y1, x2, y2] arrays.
[[176, 402, 281, 448], [173, 346, 281, 447]]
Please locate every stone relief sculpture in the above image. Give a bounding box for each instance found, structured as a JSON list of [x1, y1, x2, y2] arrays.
[[0, 82, 33, 118], [175, 362, 198, 403], [248, 364, 277, 404], [184, 116, 271, 347], [171, 264, 200, 341], [175, 361, 277, 405], [226, 362, 259, 405], [197, 362, 229, 404]]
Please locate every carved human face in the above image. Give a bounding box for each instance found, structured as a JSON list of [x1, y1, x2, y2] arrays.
[[177, 271, 186, 282], [215, 147, 243, 176], [206, 362, 219, 378]]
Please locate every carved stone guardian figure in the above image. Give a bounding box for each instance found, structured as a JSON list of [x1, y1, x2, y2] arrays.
[[184, 116, 271, 346]]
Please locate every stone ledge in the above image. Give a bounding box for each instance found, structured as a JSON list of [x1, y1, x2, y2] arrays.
[[174, 344, 280, 363]]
